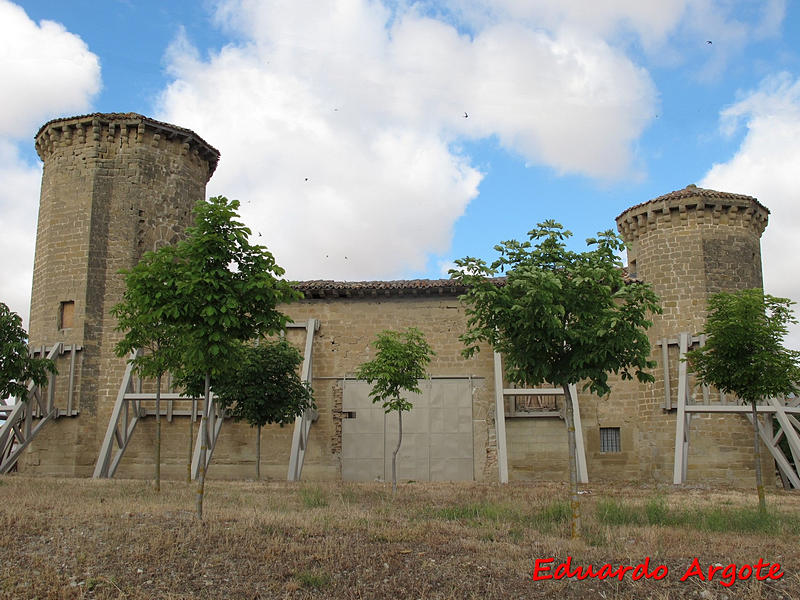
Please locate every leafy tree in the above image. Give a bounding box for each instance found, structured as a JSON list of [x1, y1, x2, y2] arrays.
[[112, 245, 183, 492], [213, 340, 315, 479], [156, 196, 301, 519], [0, 302, 57, 402], [686, 289, 800, 513], [356, 327, 434, 495], [450, 221, 660, 538]]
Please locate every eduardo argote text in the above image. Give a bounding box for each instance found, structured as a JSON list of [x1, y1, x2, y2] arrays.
[[532, 557, 784, 588]]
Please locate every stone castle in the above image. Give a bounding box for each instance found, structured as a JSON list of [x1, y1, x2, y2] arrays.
[[8, 112, 793, 487]]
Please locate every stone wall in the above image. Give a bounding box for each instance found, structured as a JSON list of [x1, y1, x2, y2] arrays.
[[22, 113, 218, 476], [616, 184, 773, 484], [19, 112, 777, 487]]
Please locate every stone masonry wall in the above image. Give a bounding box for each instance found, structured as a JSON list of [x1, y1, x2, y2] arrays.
[[20, 114, 777, 488], [21, 114, 218, 477], [616, 186, 773, 485]]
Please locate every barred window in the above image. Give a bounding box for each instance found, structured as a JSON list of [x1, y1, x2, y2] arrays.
[[600, 427, 621, 453]]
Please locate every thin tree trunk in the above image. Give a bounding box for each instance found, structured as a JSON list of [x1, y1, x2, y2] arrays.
[[392, 410, 403, 496], [752, 400, 767, 514], [187, 402, 194, 483], [562, 384, 581, 539], [256, 424, 261, 480], [155, 373, 161, 493], [196, 372, 210, 520]]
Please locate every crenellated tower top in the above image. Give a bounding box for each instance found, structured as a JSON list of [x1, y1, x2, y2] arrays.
[[34, 112, 220, 179]]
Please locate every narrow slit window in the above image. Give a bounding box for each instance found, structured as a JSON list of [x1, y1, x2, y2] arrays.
[[600, 427, 621, 453], [59, 301, 75, 329]]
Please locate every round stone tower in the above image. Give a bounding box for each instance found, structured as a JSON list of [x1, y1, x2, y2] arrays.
[[615, 184, 770, 482], [25, 113, 219, 476]]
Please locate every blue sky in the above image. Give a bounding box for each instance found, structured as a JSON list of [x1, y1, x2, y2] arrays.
[[1, 0, 799, 346]]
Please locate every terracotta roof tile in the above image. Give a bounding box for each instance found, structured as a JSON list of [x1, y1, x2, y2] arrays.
[[616, 184, 769, 221], [292, 278, 476, 298], [293, 272, 634, 299]]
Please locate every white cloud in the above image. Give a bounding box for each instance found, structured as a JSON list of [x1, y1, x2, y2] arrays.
[[0, 0, 100, 139], [436, 0, 784, 80], [0, 1, 100, 328], [157, 0, 656, 281], [701, 73, 800, 349], [0, 141, 41, 326]]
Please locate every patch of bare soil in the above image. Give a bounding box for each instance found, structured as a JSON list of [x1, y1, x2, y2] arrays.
[[0, 477, 797, 599]]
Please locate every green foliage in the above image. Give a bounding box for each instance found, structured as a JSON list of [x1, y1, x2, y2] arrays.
[[0, 302, 56, 401], [685, 289, 800, 403], [213, 340, 314, 428], [163, 196, 301, 382], [450, 221, 661, 394], [112, 245, 182, 378], [356, 328, 434, 413]]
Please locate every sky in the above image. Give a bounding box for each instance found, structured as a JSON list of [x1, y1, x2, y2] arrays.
[[1, 0, 798, 348]]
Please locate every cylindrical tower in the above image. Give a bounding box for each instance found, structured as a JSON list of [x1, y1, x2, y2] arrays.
[[615, 184, 770, 482], [25, 113, 219, 475]]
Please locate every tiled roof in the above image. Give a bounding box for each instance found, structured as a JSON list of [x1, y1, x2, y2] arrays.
[[616, 184, 769, 221], [293, 272, 635, 299], [293, 278, 477, 298]]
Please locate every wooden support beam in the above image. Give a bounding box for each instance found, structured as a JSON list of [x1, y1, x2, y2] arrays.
[[685, 404, 800, 414], [673, 332, 690, 484], [744, 408, 800, 489], [661, 337, 671, 409], [503, 388, 563, 396], [93, 354, 137, 478], [191, 400, 225, 479], [769, 397, 800, 464], [569, 384, 588, 484], [0, 409, 56, 474], [288, 319, 319, 481], [67, 344, 76, 415], [698, 335, 710, 404], [46, 343, 60, 413], [493, 351, 509, 484]]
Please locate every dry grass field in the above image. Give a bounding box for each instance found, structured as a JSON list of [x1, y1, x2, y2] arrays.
[[0, 476, 798, 599]]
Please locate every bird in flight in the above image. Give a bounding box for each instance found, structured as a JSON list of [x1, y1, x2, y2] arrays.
[[706, 40, 712, 44], [463, 112, 469, 118]]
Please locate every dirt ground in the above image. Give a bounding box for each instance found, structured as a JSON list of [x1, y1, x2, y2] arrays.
[[0, 476, 798, 599]]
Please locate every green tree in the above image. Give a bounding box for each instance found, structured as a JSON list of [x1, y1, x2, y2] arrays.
[[157, 196, 301, 519], [0, 302, 57, 402], [213, 340, 314, 479], [356, 328, 434, 495], [450, 222, 660, 538], [686, 289, 800, 514], [112, 246, 183, 492]]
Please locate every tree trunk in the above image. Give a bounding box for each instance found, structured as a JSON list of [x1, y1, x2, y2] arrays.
[[196, 372, 210, 520], [187, 401, 194, 483], [155, 373, 161, 493], [751, 400, 767, 514], [256, 424, 261, 480], [562, 384, 581, 539], [392, 410, 403, 496]]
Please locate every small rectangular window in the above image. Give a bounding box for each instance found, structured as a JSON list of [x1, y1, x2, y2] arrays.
[[600, 427, 621, 453], [59, 301, 75, 329]]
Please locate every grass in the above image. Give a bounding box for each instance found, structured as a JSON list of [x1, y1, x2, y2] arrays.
[[597, 496, 800, 534], [294, 569, 331, 589], [299, 485, 328, 508], [0, 477, 798, 599]]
